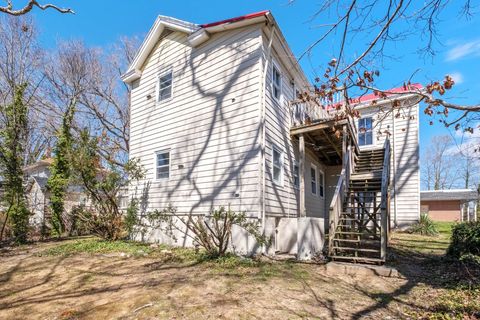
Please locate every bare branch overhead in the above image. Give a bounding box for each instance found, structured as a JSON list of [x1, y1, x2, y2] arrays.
[[0, 0, 74, 16]]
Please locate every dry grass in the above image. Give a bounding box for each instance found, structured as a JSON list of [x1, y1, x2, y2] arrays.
[[0, 225, 478, 320]]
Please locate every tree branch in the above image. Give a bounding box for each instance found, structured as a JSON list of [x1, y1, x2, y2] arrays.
[[0, 0, 74, 16]]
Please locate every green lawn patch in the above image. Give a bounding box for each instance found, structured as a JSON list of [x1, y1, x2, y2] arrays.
[[39, 238, 155, 257]]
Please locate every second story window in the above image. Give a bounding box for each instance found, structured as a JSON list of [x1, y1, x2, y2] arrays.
[[358, 117, 373, 146], [157, 71, 173, 102], [272, 64, 282, 101], [156, 150, 170, 180]]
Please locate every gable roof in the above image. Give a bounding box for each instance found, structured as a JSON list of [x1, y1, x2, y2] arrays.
[[421, 189, 478, 202], [122, 11, 272, 83], [23, 158, 54, 172]]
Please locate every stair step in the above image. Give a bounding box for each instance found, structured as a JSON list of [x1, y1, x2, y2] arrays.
[[333, 238, 380, 244], [329, 255, 384, 264], [332, 246, 380, 253]]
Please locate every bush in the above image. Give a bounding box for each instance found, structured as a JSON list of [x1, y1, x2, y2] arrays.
[[409, 213, 438, 236], [146, 205, 270, 258], [448, 221, 480, 260]]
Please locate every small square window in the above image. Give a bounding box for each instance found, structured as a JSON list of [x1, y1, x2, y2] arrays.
[[272, 146, 283, 185], [158, 71, 173, 102], [156, 151, 170, 180], [358, 117, 373, 146], [272, 65, 282, 101]]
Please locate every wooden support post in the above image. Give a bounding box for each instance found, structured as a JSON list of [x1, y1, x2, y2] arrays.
[[299, 134, 306, 217], [475, 203, 478, 222]]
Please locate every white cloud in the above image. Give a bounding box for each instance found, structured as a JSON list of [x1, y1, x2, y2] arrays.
[[449, 72, 464, 84], [446, 39, 480, 61]]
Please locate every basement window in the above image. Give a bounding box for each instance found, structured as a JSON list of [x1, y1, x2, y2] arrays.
[[272, 145, 283, 186], [358, 117, 373, 146], [155, 150, 170, 180], [157, 71, 173, 102]]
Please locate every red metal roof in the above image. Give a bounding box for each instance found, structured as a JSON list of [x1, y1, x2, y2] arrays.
[[350, 83, 423, 104], [200, 10, 270, 28]]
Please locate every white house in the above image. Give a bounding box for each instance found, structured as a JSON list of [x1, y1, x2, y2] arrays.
[[123, 11, 421, 262]]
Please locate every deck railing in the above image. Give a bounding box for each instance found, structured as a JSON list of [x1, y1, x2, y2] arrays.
[[289, 94, 346, 127], [328, 144, 352, 255]]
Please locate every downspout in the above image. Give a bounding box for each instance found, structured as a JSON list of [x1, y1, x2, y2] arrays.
[[260, 22, 275, 253], [391, 107, 398, 227]]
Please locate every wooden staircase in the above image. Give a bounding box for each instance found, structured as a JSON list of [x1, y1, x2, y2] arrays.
[[328, 139, 391, 265]]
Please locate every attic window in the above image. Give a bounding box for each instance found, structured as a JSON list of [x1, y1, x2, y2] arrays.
[[272, 65, 282, 101], [157, 71, 173, 102]]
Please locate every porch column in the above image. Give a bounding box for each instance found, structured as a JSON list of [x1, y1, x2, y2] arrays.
[[299, 134, 306, 217], [474, 203, 478, 222]]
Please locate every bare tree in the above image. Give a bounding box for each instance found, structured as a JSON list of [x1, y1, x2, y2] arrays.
[[42, 38, 138, 168], [421, 135, 460, 190], [0, 0, 73, 16], [0, 15, 52, 165], [291, 1, 480, 138]]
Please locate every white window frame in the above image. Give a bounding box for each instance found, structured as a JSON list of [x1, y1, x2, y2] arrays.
[[310, 164, 318, 196], [156, 69, 173, 103], [358, 117, 374, 146], [155, 149, 171, 181], [272, 62, 282, 102], [293, 161, 299, 190], [318, 169, 325, 198], [271, 144, 284, 186]]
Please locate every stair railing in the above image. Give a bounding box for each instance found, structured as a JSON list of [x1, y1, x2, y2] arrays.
[[328, 144, 352, 256], [380, 137, 391, 261]]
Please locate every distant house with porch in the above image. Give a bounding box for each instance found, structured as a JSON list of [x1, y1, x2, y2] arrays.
[[421, 189, 478, 222], [24, 158, 89, 229], [123, 11, 422, 263]]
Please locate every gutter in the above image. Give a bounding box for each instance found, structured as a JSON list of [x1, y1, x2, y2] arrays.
[[260, 21, 276, 254]]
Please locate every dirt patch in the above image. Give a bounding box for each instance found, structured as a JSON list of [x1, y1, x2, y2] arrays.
[[0, 235, 477, 319]]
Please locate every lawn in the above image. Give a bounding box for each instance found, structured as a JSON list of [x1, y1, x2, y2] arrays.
[[0, 223, 478, 320]]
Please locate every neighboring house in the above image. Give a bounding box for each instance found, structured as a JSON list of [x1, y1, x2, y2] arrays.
[[122, 11, 421, 262], [24, 158, 89, 229], [421, 189, 478, 222]]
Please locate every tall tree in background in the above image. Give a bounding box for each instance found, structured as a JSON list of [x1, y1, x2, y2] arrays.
[[0, 16, 53, 165], [421, 135, 458, 190], [0, 84, 30, 242], [46, 101, 75, 235]]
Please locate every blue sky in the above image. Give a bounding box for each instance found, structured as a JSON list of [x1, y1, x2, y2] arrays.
[[30, 0, 480, 159]]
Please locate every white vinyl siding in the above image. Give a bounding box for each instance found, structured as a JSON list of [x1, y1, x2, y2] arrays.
[[129, 25, 263, 216], [357, 99, 420, 225]]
